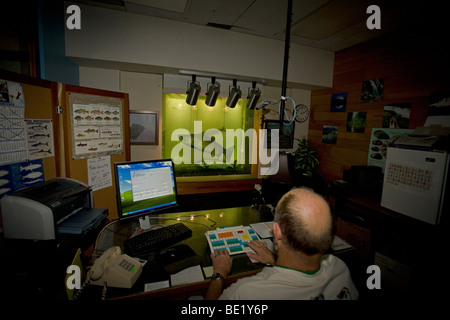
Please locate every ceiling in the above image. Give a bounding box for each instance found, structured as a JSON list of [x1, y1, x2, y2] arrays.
[[71, 0, 428, 52]]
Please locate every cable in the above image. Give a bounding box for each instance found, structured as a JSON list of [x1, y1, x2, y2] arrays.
[[279, 96, 296, 125], [257, 96, 297, 125], [101, 282, 107, 300], [72, 266, 91, 300], [94, 218, 120, 256]]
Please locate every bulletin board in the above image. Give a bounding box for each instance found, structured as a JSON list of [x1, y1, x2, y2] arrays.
[[0, 72, 60, 192], [61, 85, 130, 219], [0, 71, 60, 228], [0, 72, 130, 221], [21, 81, 60, 179]]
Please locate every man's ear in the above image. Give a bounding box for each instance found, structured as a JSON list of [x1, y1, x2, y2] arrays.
[[273, 222, 282, 243]]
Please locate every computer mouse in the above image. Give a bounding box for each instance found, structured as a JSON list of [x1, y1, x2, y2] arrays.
[[166, 247, 178, 258], [158, 247, 179, 262]]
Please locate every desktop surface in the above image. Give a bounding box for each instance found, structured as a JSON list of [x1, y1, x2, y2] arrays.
[[87, 205, 355, 300], [93, 206, 273, 299]]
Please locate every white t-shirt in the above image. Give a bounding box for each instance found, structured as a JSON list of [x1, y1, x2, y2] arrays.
[[219, 254, 358, 300]]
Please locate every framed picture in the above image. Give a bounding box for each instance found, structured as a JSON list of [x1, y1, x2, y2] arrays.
[[322, 125, 337, 144], [129, 110, 158, 145], [330, 92, 347, 112], [264, 120, 295, 149], [346, 112, 367, 133], [361, 78, 384, 103]]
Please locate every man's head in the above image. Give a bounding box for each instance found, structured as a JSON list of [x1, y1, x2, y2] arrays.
[[274, 187, 334, 256]]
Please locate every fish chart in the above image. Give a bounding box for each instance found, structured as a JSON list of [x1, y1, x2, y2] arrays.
[[70, 98, 123, 159], [205, 226, 261, 255], [0, 159, 44, 198], [25, 119, 54, 160]]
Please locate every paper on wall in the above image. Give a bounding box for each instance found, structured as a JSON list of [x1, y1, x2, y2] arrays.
[[87, 156, 112, 191], [25, 119, 54, 160], [0, 80, 26, 165], [70, 96, 123, 159]]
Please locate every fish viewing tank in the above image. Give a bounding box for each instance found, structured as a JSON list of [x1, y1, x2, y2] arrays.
[[162, 93, 255, 177]]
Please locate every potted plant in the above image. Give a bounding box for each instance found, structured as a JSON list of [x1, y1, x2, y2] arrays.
[[292, 139, 327, 195], [293, 138, 319, 173]]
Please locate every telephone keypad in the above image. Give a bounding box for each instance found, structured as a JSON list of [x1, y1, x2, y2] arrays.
[[119, 259, 136, 272]]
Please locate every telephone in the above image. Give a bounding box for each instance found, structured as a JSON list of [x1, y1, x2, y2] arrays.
[[88, 246, 142, 289]]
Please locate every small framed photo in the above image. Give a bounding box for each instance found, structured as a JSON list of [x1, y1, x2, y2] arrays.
[[129, 110, 158, 145], [330, 92, 347, 112], [361, 78, 384, 103]]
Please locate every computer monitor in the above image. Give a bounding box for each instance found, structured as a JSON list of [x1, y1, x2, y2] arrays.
[[114, 159, 178, 225]]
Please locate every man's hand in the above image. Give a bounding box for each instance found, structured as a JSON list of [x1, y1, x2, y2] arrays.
[[210, 249, 233, 278], [205, 249, 233, 300], [247, 240, 276, 265]]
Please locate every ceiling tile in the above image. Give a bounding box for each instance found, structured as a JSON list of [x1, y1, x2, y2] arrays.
[[125, 0, 188, 13]]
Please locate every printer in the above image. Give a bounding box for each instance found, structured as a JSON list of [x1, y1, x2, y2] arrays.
[[1, 177, 108, 240]]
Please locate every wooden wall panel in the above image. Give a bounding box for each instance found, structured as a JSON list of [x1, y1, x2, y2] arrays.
[[21, 82, 59, 180], [309, 25, 450, 181]]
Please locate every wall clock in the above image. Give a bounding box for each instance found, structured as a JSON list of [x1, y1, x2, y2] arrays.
[[295, 104, 309, 122]]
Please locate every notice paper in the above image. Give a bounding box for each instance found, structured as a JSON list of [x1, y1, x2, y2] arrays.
[[203, 266, 214, 278], [170, 265, 204, 286], [250, 221, 274, 238], [87, 156, 112, 191], [144, 280, 170, 292]]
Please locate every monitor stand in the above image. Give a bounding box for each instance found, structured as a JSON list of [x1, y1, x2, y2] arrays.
[[138, 215, 151, 230]]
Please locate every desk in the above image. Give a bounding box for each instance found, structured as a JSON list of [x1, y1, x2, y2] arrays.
[[331, 192, 446, 298], [89, 206, 353, 300]]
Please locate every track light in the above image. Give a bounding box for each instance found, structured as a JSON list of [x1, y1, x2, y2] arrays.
[[186, 75, 201, 106], [246, 81, 261, 109], [226, 79, 242, 108], [255, 99, 271, 110], [205, 77, 220, 107]]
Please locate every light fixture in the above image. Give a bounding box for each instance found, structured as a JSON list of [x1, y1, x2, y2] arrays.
[[186, 75, 201, 106], [205, 77, 220, 107], [179, 69, 267, 86], [246, 81, 261, 109], [226, 79, 241, 108]]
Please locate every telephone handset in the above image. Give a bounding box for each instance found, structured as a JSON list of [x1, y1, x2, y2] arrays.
[[88, 246, 142, 289]]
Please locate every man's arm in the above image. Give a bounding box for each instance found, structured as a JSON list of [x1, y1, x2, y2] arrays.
[[205, 249, 232, 300]]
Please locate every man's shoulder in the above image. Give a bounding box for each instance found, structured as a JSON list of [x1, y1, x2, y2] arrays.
[[322, 254, 347, 267], [320, 254, 353, 277]]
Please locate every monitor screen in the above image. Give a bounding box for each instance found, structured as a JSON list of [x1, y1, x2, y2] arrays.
[[114, 159, 178, 219]]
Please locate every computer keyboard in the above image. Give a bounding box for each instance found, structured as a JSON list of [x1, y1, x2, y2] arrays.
[[123, 223, 192, 257]]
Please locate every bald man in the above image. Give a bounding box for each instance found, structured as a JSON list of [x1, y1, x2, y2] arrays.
[[205, 187, 359, 300]]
